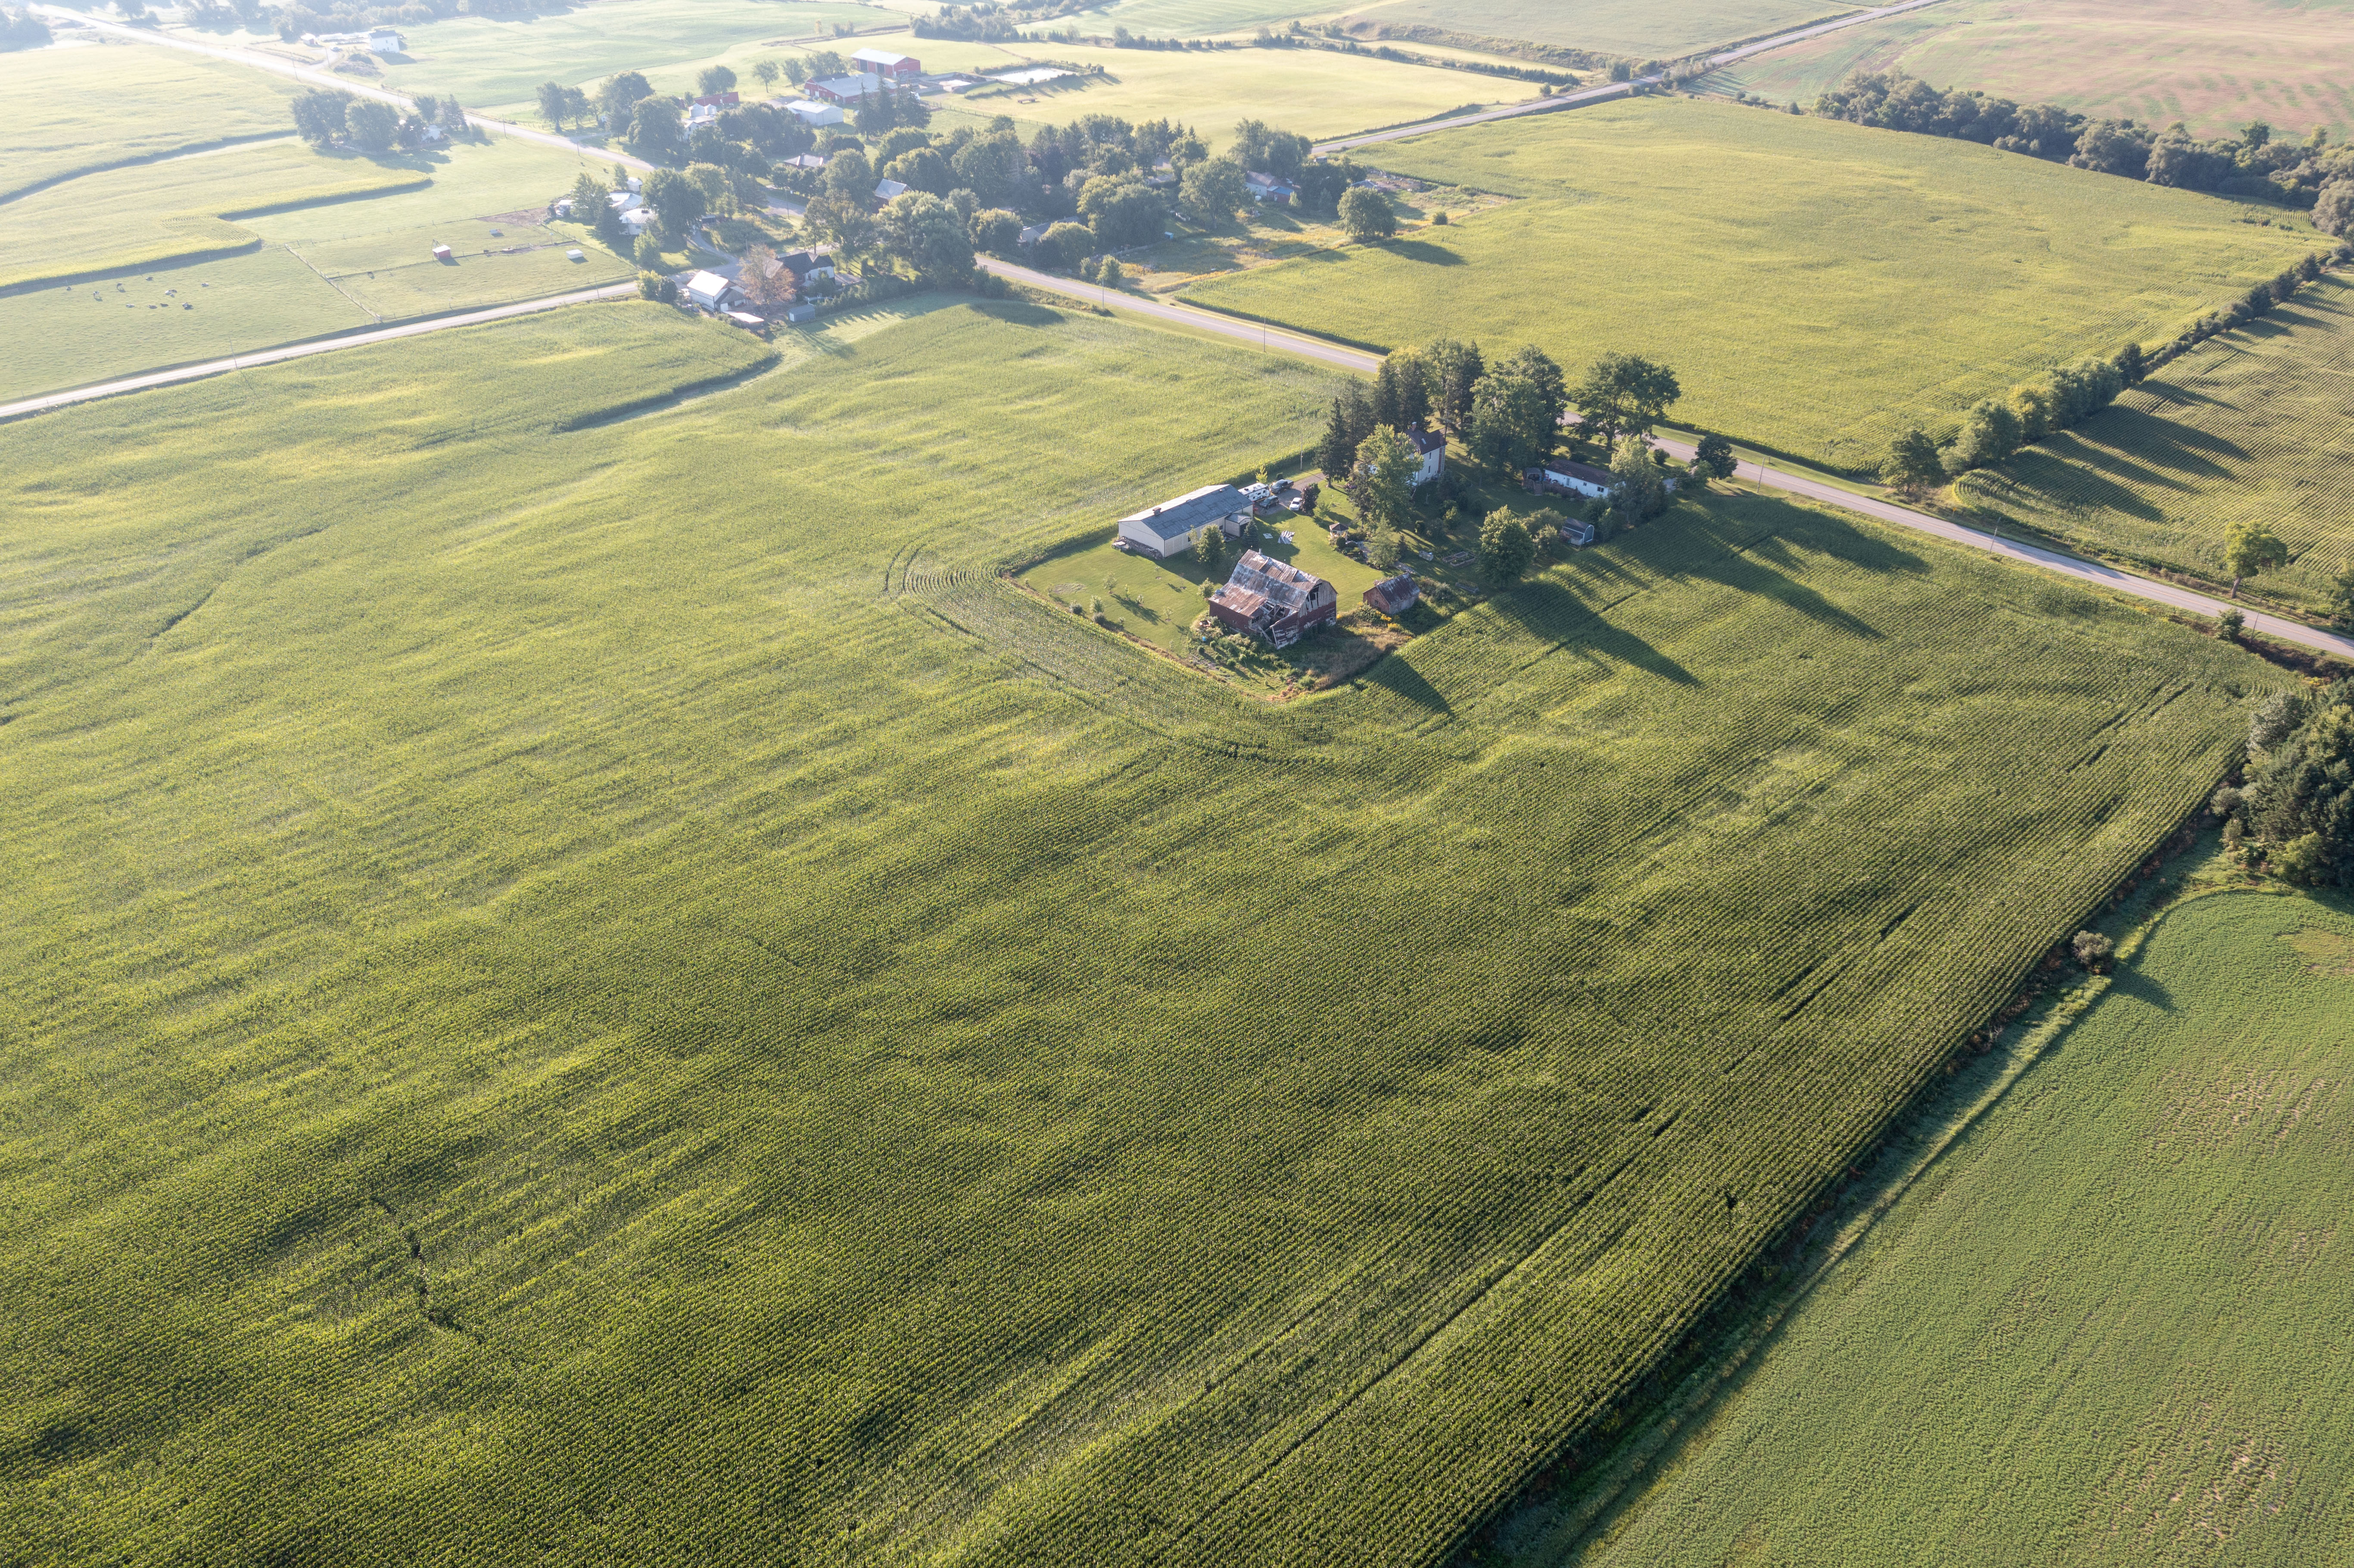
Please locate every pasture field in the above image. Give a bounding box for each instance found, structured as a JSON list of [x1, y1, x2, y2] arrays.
[[1182, 98, 2328, 470], [348, 0, 884, 112], [1962, 274, 2354, 613], [0, 135, 620, 401], [1541, 856, 2354, 1568], [5, 37, 300, 201], [0, 291, 2280, 1566], [0, 139, 428, 290], [1719, 0, 2354, 142], [1338, 0, 1856, 57], [918, 39, 1520, 149], [0, 249, 368, 404]]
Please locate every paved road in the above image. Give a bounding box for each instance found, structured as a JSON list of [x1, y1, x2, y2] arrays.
[[34, 8, 653, 172], [0, 283, 635, 423], [1312, 0, 1956, 155], [975, 265, 2353, 660], [1313, 78, 1643, 156], [1705, 0, 1952, 66]]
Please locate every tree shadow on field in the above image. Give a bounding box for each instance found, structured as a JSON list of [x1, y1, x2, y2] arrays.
[[2108, 963, 2176, 1013], [1374, 238, 1466, 266], [1363, 649, 1454, 713], [1493, 578, 1699, 687], [1750, 509, 1929, 578]]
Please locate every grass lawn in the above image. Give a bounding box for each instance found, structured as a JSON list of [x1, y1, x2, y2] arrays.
[[0, 139, 429, 290], [0, 289, 2286, 1568], [1119, 181, 1508, 296], [6, 37, 302, 202], [1958, 273, 2354, 614], [1337, 0, 1857, 56], [1719, 0, 2354, 143], [1541, 846, 2354, 1567], [1183, 97, 2330, 470], [328, 229, 635, 317], [910, 39, 1523, 149]]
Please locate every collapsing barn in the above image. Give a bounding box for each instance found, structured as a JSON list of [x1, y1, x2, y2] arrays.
[[1208, 551, 1338, 648]]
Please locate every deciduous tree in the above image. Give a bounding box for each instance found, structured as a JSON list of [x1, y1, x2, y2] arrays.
[[970, 207, 1022, 256], [1882, 426, 1944, 491], [1693, 431, 1736, 481], [1180, 157, 1247, 225], [1425, 338, 1484, 436], [1337, 184, 1395, 242], [877, 191, 975, 286], [697, 64, 737, 96], [1349, 426, 1419, 533], [2222, 520, 2290, 597], [643, 167, 701, 237], [1477, 509, 1535, 583], [598, 70, 654, 126], [1569, 352, 1679, 448], [290, 87, 349, 146], [344, 98, 399, 152], [2327, 563, 2354, 631], [629, 97, 687, 165], [1608, 436, 1667, 530]]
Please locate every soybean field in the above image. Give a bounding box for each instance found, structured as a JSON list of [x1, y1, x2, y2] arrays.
[[1963, 273, 2354, 612], [1545, 858, 2354, 1567], [1180, 98, 2327, 471], [0, 294, 2278, 1566]]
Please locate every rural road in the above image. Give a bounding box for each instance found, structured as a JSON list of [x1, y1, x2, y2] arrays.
[[978, 263, 2354, 661], [0, 282, 635, 423], [1312, 0, 1955, 155]]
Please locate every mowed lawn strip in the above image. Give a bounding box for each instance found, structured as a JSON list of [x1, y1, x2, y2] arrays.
[[1569, 864, 2354, 1567], [1720, 0, 2354, 142], [1181, 97, 2326, 469], [1963, 274, 2354, 611], [0, 296, 2280, 1567], [5, 38, 302, 200]]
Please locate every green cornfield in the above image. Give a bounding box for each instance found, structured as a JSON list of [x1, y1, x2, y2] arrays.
[[0, 297, 2280, 1566], [1965, 274, 2354, 611], [1182, 98, 2326, 471]]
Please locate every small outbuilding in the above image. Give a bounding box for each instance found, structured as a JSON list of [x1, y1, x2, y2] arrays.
[[1117, 483, 1252, 560], [1211, 551, 1339, 648], [785, 100, 845, 128], [724, 309, 769, 333], [1529, 457, 1616, 498], [1363, 573, 1420, 616], [874, 177, 909, 201], [682, 270, 733, 310], [430, 243, 453, 262]]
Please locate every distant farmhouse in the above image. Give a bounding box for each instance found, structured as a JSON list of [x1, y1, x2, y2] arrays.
[[1117, 483, 1253, 560], [1529, 456, 1614, 498], [1211, 551, 1337, 647], [1244, 172, 1296, 205]]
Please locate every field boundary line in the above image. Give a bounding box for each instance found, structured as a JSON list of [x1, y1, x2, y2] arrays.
[[0, 131, 299, 208], [286, 242, 382, 322]]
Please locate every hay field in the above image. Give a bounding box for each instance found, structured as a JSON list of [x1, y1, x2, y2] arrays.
[[0, 139, 428, 290], [1183, 98, 2327, 470], [356, 0, 879, 110], [0, 135, 622, 401], [1339, 0, 1853, 56], [0, 293, 2276, 1566], [1962, 275, 2354, 612], [1720, 0, 2354, 141], [6, 38, 301, 201], [921, 40, 1520, 148], [1560, 865, 2354, 1567]]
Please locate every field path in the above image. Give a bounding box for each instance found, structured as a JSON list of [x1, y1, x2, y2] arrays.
[[32, 7, 654, 174], [1311, 0, 1956, 155], [979, 254, 2354, 661], [0, 282, 634, 422]]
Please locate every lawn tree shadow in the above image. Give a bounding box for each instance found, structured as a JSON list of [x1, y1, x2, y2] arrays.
[[1374, 239, 1467, 266]]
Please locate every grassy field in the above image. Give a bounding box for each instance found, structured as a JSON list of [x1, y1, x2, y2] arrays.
[[6, 38, 302, 201], [0, 139, 429, 290], [1183, 97, 2329, 470], [917, 39, 1523, 148], [1961, 274, 2354, 612], [0, 134, 626, 401], [1533, 852, 2354, 1567], [0, 289, 2285, 1566], [1339, 0, 1856, 56], [1719, 0, 2354, 142]]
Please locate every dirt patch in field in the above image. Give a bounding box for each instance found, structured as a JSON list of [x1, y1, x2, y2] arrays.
[[2281, 927, 2354, 977], [2153, 1066, 2333, 1153]]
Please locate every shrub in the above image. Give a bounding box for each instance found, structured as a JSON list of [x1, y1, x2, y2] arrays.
[[1477, 509, 1535, 583], [2071, 930, 2114, 971], [635, 270, 675, 302], [2216, 607, 2245, 641]]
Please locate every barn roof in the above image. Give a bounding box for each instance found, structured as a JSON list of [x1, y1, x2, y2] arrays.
[[1219, 549, 1325, 617], [1120, 483, 1246, 542]]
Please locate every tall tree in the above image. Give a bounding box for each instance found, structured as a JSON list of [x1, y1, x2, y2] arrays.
[[598, 70, 654, 126], [628, 97, 687, 165], [1882, 427, 1944, 492], [1350, 426, 1419, 532], [877, 191, 975, 287], [642, 167, 701, 237], [696, 64, 737, 96], [1373, 348, 1429, 432], [344, 98, 399, 152], [1569, 352, 1678, 448], [1425, 338, 1484, 436], [1466, 366, 1556, 476], [735, 244, 796, 307], [1607, 436, 1668, 530], [1692, 432, 1735, 482], [2222, 521, 2290, 598], [1180, 157, 1247, 225], [289, 87, 349, 146], [753, 59, 780, 90], [1941, 397, 2022, 474], [537, 80, 573, 130], [1337, 185, 1395, 242], [1477, 509, 1535, 584], [1317, 397, 1355, 484]]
